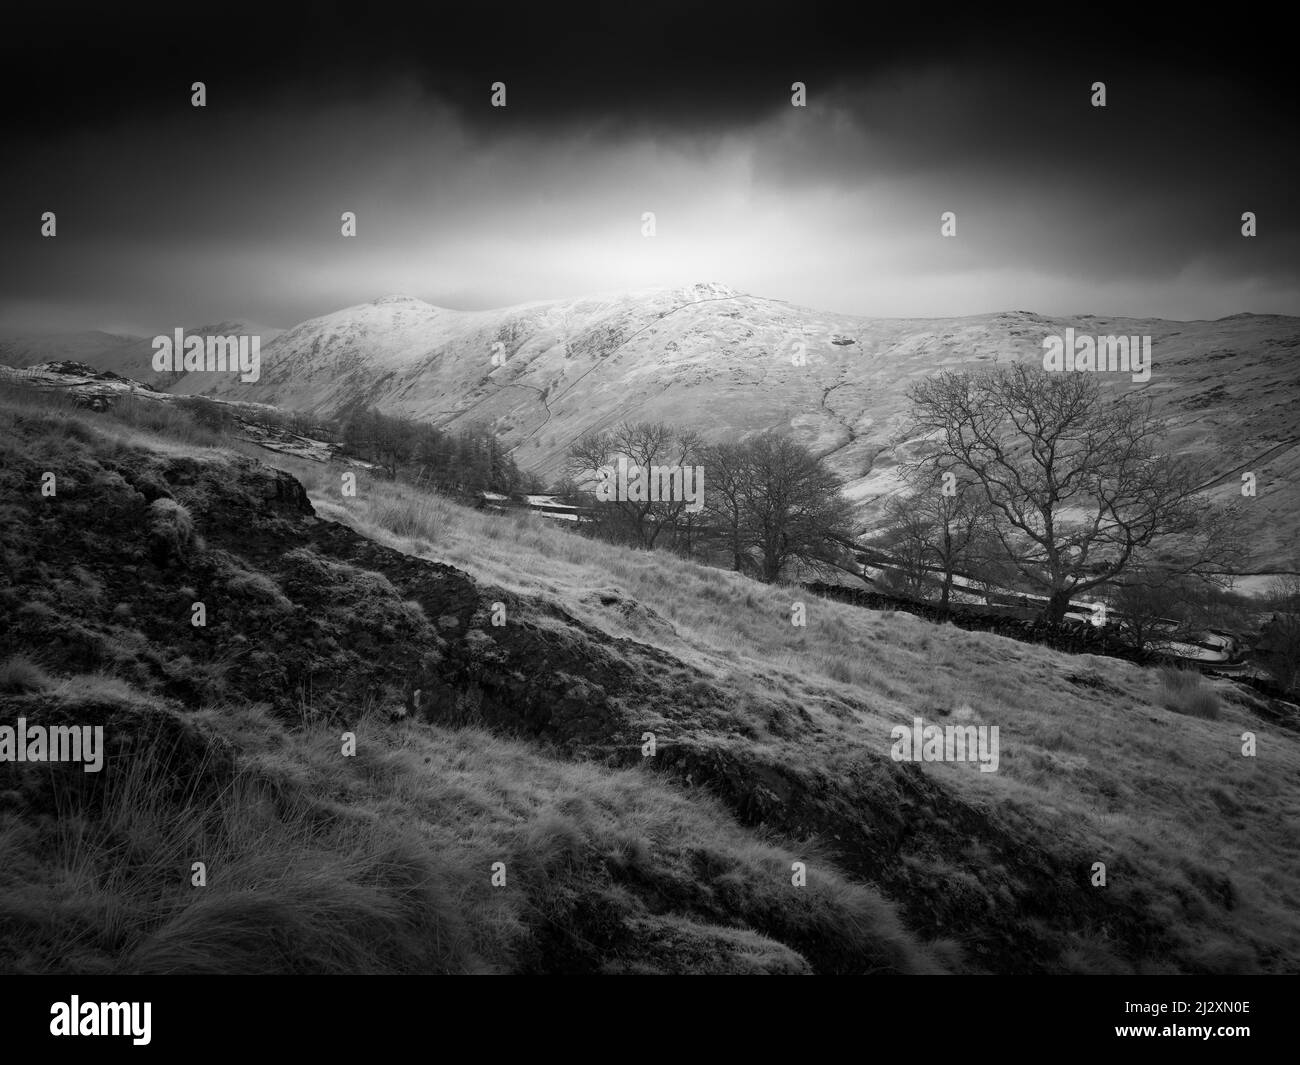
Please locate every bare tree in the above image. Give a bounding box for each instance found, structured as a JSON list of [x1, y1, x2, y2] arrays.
[[905, 365, 1242, 622], [872, 474, 988, 612], [873, 496, 933, 599], [568, 421, 703, 549], [734, 434, 856, 582], [700, 440, 752, 573]]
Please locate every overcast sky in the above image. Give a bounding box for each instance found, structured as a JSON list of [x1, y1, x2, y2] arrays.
[[2, 4, 1296, 334]]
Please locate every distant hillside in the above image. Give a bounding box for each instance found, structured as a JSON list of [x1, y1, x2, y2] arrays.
[[0, 323, 284, 390], [159, 285, 1300, 571], [0, 331, 144, 372]]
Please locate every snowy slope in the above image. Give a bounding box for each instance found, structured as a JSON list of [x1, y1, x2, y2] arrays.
[[16, 284, 1298, 570]]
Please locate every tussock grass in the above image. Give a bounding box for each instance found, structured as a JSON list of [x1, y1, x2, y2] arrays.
[[222, 568, 292, 608], [146, 498, 196, 565], [0, 727, 478, 974], [0, 692, 937, 974], [103, 395, 233, 449], [0, 383, 228, 478], [0, 656, 52, 694], [1156, 665, 1221, 720]]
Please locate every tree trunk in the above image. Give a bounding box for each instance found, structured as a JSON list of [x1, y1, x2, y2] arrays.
[[762, 545, 782, 583], [1044, 587, 1072, 623]]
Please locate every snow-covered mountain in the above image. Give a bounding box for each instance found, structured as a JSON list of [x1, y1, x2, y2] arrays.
[[10, 284, 1299, 570]]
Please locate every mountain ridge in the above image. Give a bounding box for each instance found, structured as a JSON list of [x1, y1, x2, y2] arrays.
[[6, 285, 1299, 570]]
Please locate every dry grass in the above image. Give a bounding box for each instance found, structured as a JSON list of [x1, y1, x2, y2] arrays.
[[0, 690, 937, 974], [273, 455, 1300, 973], [0, 381, 231, 467], [1157, 665, 1221, 720], [0, 656, 53, 694], [4, 381, 1299, 973]]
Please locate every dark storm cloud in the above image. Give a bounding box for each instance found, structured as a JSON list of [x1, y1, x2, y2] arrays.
[[1, 4, 1297, 332], [7, 5, 1294, 135], [753, 61, 1300, 281]]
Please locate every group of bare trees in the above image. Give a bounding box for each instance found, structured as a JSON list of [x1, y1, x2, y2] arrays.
[[339, 406, 538, 494], [550, 365, 1297, 690], [566, 422, 855, 582], [885, 364, 1243, 624], [567, 362, 1250, 614], [567, 422, 705, 551]]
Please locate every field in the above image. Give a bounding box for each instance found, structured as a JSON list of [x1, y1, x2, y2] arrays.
[[2, 382, 1298, 974]]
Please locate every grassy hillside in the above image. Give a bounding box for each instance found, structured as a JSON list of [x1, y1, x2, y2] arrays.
[[0, 386, 938, 974], [2, 382, 1298, 974]]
